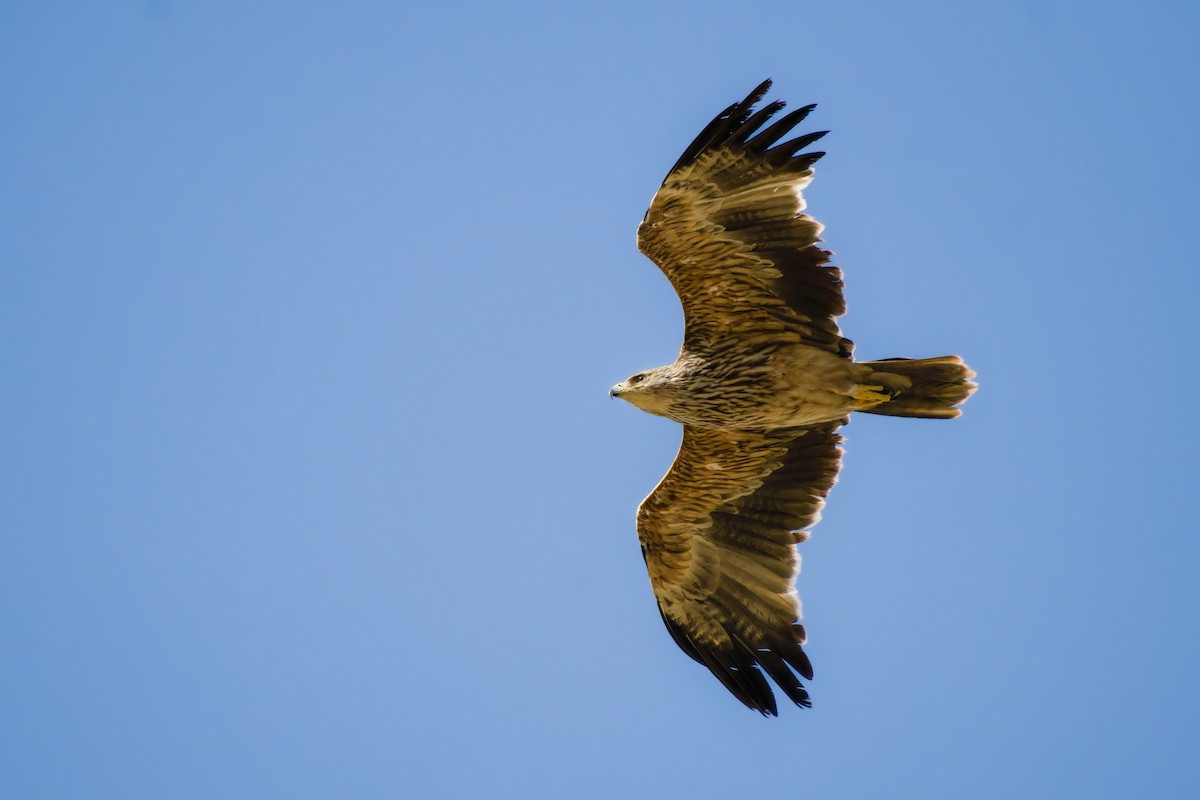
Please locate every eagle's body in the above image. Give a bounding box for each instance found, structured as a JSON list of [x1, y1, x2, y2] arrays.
[[616, 341, 863, 430], [612, 80, 976, 716]]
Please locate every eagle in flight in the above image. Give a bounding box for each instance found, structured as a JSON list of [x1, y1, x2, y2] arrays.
[[611, 80, 976, 715]]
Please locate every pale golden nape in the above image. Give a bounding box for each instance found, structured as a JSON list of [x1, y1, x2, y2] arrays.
[[614, 79, 976, 715]]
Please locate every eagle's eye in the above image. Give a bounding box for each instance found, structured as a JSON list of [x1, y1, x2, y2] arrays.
[[630, 374, 646, 385]]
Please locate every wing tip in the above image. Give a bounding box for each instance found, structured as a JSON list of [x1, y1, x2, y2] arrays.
[[747, 77, 774, 105], [661, 80, 826, 181], [657, 607, 815, 715]]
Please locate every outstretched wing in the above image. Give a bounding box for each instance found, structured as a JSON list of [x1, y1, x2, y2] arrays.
[[638, 80, 852, 357], [637, 422, 844, 715]]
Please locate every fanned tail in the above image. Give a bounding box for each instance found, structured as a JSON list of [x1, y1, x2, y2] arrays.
[[860, 356, 977, 419]]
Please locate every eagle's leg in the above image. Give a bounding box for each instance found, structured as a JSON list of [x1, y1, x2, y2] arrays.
[[853, 383, 896, 410]]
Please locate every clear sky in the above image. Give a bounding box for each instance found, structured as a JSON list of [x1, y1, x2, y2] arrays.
[[3, 1, 1199, 798]]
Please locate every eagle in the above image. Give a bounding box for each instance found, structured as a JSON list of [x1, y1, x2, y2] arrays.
[[611, 80, 976, 715]]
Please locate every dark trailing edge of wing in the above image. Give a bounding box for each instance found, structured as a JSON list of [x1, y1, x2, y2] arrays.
[[662, 78, 827, 183], [658, 607, 813, 716]]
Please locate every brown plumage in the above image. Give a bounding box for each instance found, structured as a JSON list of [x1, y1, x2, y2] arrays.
[[611, 80, 976, 715]]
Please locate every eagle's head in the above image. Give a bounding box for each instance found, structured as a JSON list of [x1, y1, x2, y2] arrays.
[[609, 366, 685, 418]]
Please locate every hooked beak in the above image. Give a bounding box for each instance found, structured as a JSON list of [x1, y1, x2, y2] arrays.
[[609, 383, 623, 399]]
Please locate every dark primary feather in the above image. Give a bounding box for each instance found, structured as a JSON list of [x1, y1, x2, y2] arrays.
[[745, 104, 817, 151]]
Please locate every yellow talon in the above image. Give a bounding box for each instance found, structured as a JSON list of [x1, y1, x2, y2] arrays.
[[854, 384, 892, 409]]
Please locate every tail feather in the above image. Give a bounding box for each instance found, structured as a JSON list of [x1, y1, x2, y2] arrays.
[[861, 355, 977, 419]]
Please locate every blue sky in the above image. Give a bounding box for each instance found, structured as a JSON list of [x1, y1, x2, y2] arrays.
[[3, 1, 1199, 797]]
